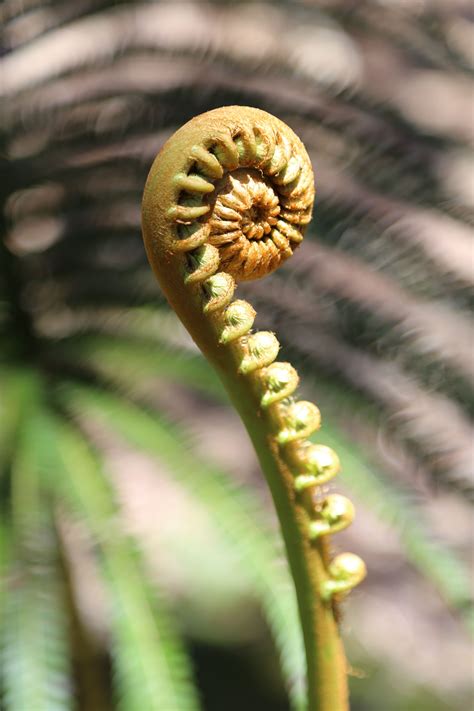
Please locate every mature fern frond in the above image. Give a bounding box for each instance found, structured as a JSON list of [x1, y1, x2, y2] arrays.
[[1, 546, 73, 711], [0, 403, 72, 711], [53, 330, 225, 402], [32, 411, 202, 711], [0, 369, 36, 472]]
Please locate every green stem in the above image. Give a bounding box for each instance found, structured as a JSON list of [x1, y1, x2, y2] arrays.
[[220, 367, 348, 710]]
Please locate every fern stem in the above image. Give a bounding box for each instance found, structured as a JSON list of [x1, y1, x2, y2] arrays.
[[221, 369, 348, 709]]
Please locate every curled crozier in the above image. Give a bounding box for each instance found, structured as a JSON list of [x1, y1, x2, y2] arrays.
[[142, 106, 365, 711]]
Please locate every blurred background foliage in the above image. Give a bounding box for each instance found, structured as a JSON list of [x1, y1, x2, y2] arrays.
[[0, 0, 473, 709]]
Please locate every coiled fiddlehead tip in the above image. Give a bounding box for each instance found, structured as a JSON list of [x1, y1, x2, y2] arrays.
[[142, 103, 364, 593], [142, 106, 365, 710], [309, 495, 355, 539], [219, 299, 256, 344], [277, 400, 322, 444], [142, 105, 314, 287], [293, 443, 341, 493], [260, 362, 299, 408], [238, 331, 280, 374], [321, 553, 367, 602]]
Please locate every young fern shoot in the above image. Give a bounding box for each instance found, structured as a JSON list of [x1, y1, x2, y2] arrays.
[[141, 106, 366, 711]]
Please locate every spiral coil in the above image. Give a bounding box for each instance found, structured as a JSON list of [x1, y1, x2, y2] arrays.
[[165, 106, 314, 283]]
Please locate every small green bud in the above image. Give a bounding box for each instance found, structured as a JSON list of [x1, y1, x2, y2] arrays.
[[277, 401, 321, 444], [321, 553, 367, 601], [261, 362, 299, 407], [304, 444, 340, 481], [238, 332, 280, 374], [219, 300, 256, 343], [185, 244, 220, 284], [203, 273, 235, 313], [308, 495, 355, 539]]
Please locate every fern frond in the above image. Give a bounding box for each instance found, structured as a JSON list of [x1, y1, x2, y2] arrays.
[[0, 405, 73, 711], [0, 367, 37, 473], [32, 410, 201, 711], [55, 332, 225, 401], [59, 382, 307, 711], [1, 551, 73, 711]]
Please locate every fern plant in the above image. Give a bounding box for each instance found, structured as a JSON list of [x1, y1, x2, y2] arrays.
[[1, 1, 473, 710], [141, 104, 366, 710]]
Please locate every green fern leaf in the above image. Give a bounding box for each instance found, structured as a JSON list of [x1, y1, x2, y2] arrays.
[[0, 404, 73, 711], [0, 368, 38, 473], [33, 410, 202, 711], [55, 330, 225, 401]]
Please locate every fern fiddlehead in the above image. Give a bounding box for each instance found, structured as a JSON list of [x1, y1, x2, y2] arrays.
[[141, 105, 366, 711]]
